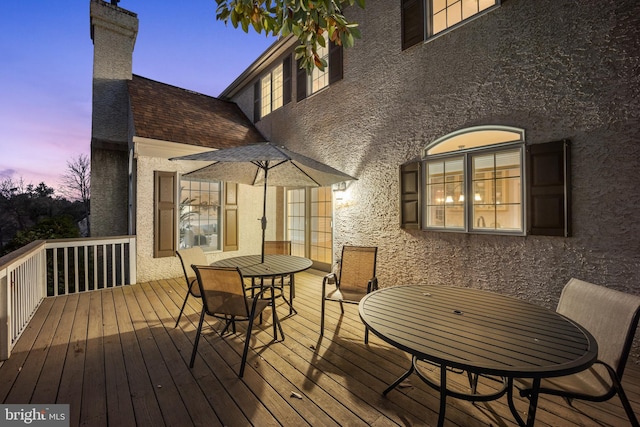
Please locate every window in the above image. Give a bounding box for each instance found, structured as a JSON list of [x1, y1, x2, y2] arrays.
[[179, 178, 222, 251], [296, 42, 343, 101], [400, 127, 571, 236], [309, 44, 329, 95], [254, 55, 292, 122], [260, 64, 284, 118], [423, 126, 523, 233], [402, 0, 500, 50]]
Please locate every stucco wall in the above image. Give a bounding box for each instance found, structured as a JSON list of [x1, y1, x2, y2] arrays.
[[233, 0, 640, 360], [135, 154, 276, 283]]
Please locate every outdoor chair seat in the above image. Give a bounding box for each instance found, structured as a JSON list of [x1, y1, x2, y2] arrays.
[[321, 245, 378, 343], [514, 278, 640, 427]]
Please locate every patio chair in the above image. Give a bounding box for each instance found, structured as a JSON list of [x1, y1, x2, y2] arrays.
[[321, 246, 378, 343], [264, 240, 296, 314], [514, 278, 640, 427], [174, 247, 208, 328], [189, 265, 277, 378]]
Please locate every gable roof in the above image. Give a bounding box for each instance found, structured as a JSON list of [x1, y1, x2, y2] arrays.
[[127, 75, 264, 149]]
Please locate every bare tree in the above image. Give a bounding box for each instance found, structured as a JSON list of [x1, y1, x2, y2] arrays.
[[60, 154, 91, 234]]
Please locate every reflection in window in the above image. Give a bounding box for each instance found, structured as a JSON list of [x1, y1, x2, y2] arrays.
[[180, 178, 221, 251], [423, 126, 524, 234]]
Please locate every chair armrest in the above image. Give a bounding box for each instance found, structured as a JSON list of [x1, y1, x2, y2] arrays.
[[323, 272, 337, 286]]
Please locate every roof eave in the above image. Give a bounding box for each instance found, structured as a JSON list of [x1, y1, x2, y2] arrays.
[[218, 34, 298, 100]]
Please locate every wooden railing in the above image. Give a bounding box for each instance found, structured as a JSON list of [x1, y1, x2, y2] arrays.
[[0, 236, 137, 360]]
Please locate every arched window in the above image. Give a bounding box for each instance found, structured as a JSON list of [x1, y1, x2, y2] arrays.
[[423, 126, 525, 233]]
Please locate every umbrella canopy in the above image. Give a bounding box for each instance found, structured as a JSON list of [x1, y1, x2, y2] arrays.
[[171, 142, 356, 261]]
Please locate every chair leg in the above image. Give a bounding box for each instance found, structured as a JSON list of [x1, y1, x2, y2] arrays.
[[613, 375, 640, 427], [364, 326, 369, 344], [320, 295, 326, 336], [189, 308, 206, 368], [239, 313, 257, 378], [174, 292, 190, 328]]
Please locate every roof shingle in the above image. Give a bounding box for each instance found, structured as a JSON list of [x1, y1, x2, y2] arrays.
[[127, 75, 264, 149]]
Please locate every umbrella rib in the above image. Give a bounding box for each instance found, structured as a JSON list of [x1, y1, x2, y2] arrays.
[[274, 161, 322, 186]]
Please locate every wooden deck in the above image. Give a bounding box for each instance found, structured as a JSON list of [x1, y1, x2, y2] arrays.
[[1, 270, 638, 426]]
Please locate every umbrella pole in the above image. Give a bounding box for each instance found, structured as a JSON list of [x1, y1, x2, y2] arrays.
[[261, 164, 268, 263]]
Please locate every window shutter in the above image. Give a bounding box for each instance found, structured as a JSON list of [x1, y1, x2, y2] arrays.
[[400, 160, 422, 229], [527, 140, 571, 236], [223, 182, 239, 251], [154, 171, 177, 258], [253, 81, 261, 123], [328, 42, 343, 84], [283, 55, 292, 105], [402, 0, 425, 50], [296, 58, 307, 102]]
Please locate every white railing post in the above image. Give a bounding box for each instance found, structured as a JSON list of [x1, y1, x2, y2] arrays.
[[129, 236, 137, 284], [0, 266, 9, 360]]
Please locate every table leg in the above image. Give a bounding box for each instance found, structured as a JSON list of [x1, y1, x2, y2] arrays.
[[525, 377, 541, 427], [437, 363, 447, 427], [383, 363, 415, 396], [507, 377, 540, 427]]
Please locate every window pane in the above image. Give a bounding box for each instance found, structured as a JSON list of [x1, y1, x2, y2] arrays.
[[309, 44, 329, 94], [426, 157, 464, 229], [180, 178, 221, 251], [447, 1, 462, 27], [261, 75, 271, 117], [479, 0, 496, 12], [272, 64, 283, 110], [462, 0, 478, 19], [496, 204, 522, 230]]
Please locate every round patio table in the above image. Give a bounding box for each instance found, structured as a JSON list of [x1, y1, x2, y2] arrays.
[[211, 254, 312, 339], [359, 284, 598, 427]]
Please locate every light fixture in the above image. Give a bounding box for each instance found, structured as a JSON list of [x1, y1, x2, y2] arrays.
[[332, 182, 346, 192]]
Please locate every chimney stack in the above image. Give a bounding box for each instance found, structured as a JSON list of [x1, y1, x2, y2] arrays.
[[89, 0, 138, 237]]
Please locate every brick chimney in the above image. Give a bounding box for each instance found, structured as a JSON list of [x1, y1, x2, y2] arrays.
[[89, 0, 138, 236]]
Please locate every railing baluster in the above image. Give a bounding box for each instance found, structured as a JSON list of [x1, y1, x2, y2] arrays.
[[1, 236, 137, 361]]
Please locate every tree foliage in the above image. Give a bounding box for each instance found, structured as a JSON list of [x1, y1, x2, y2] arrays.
[[0, 176, 86, 256], [215, 0, 365, 73], [60, 154, 91, 234]]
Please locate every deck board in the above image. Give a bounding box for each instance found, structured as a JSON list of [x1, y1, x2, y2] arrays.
[[1, 271, 638, 426]]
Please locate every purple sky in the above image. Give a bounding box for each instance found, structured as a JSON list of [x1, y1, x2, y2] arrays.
[[1, 1, 276, 192]]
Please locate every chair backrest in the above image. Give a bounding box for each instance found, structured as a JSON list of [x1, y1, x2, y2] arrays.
[[264, 240, 292, 255], [338, 246, 377, 292], [176, 247, 208, 284], [192, 265, 249, 317], [558, 278, 640, 378]]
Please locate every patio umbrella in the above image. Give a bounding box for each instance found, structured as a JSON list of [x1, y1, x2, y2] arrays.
[[171, 142, 356, 262]]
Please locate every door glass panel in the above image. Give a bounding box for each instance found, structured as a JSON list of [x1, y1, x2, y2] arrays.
[[287, 188, 305, 257]]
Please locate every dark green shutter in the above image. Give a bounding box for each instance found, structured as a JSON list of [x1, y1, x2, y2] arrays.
[[402, 0, 425, 50], [527, 140, 571, 236], [253, 81, 261, 122], [328, 42, 343, 84], [154, 171, 177, 258], [296, 58, 307, 102], [400, 160, 422, 229], [283, 55, 292, 105]]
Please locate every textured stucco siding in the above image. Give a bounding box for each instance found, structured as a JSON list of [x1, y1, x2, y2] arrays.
[[233, 0, 640, 360], [135, 155, 275, 283]]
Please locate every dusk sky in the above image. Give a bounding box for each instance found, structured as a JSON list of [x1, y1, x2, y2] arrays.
[[1, 0, 276, 192]]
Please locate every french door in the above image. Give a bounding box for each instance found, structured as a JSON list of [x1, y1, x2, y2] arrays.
[[286, 187, 333, 271]]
